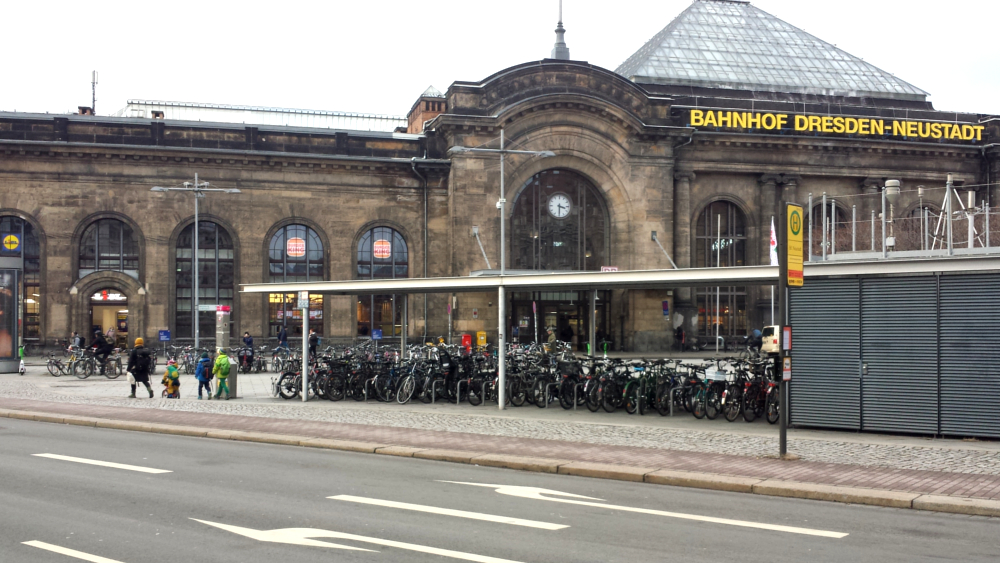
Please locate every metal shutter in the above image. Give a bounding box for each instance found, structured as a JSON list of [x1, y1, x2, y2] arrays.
[[939, 273, 1000, 437], [861, 276, 938, 434], [789, 278, 861, 429]]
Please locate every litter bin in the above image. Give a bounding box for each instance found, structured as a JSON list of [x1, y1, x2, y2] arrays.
[[461, 334, 472, 351], [476, 331, 487, 347]]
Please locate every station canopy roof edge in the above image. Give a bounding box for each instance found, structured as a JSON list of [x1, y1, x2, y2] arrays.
[[240, 254, 1000, 296]]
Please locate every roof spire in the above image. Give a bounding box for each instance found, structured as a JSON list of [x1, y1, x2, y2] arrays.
[[550, 0, 570, 60]]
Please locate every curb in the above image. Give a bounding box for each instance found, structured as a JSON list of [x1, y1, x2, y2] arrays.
[[3, 407, 998, 518]]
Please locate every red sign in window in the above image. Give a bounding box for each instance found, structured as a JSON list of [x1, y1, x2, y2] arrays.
[[373, 239, 391, 259], [286, 237, 306, 257]]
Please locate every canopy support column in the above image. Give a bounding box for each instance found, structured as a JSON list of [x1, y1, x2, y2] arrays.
[[498, 285, 506, 410], [589, 290, 597, 355]]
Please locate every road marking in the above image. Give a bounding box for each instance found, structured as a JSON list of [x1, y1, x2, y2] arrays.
[[193, 518, 525, 563], [32, 453, 172, 474], [441, 482, 848, 539], [329, 494, 568, 530], [23, 540, 126, 562]]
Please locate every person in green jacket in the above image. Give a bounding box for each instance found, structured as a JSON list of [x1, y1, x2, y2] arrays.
[[212, 348, 231, 400], [161, 359, 180, 398]]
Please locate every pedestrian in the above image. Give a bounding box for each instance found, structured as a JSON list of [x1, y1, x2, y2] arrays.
[[546, 327, 556, 344], [161, 359, 180, 399], [213, 348, 231, 400], [195, 351, 213, 400], [70, 331, 83, 348], [674, 326, 685, 352], [126, 337, 154, 398], [308, 328, 318, 360], [277, 325, 288, 349], [242, 331, 254, 369]]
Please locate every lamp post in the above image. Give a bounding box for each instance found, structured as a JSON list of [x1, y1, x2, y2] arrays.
[[152, 175, 241, 350], [448, 134, 554, 410]]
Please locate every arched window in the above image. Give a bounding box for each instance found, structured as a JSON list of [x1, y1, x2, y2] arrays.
[[175, 222, 234, 339], [78, 219, 139, 279], [510, 169, 609, 271], [695, 201, 747, 338], [357, 227, 408, 337], [268, 224, 324, 337], [0, 217, 41, 339]]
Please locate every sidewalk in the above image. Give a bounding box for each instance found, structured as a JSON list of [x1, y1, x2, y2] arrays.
[[4, 368, 1000, 517]]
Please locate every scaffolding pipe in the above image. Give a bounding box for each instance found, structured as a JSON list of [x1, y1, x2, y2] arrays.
[[946, 174, 954, 256], [808, 193, 813, 261], [852, 205, 856, 252], [822, 192, 827, 260], [988, 203, 991, 248], [881, 185, 888, 259], [831, 199, 836, 254], [871, 209, 875, 251]]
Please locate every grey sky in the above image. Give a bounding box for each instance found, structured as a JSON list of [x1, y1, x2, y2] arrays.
[[2, 0, 997, 117]]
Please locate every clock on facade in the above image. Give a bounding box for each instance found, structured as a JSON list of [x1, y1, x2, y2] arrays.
[[547, 193, 571, 218]]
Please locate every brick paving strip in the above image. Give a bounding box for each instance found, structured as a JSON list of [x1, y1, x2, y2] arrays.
[[2, 396, 999, 518]]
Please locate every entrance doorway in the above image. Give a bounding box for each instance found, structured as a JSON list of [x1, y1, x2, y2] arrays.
[[90, 289, 128, 348], [510, 291, 609, 352]]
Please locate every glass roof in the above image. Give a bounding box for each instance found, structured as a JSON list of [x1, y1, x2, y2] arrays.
[[615, 0, 928, 100]]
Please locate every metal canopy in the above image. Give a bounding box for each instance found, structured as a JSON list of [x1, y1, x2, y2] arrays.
[[240, 265, 779, 296], [239, 255, 1000, 296]]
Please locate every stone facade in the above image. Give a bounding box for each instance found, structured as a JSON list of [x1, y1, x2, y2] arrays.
[[0, 59, 996, 351]]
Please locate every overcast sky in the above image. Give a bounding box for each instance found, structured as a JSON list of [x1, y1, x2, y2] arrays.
[[2, 0, 997, 117]]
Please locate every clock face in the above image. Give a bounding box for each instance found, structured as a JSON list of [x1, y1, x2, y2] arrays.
[[548, 193, 571, 219]]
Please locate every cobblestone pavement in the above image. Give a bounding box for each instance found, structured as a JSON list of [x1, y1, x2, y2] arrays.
[[2, 377, 998, 477]]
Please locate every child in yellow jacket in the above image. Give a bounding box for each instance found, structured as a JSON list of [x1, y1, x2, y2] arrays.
[[161, 360, 180, 398]]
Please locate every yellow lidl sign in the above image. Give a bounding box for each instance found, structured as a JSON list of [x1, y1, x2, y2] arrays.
[[787, 205, 803, 287], [688, 109, 985, 143], [2, 234, 19, 252]]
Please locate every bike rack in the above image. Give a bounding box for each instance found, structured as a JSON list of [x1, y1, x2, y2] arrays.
[[431, 379, 445, 404], [543, 382, 560, 408], [573, 382, 586, 411], [670, 384, 684, 416], [363, 377, 377, 403], [456, 379, 467, 405]]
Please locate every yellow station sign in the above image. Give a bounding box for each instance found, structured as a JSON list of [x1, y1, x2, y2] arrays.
[[2, 234, 19, 252], [787, 205, 803, 287]]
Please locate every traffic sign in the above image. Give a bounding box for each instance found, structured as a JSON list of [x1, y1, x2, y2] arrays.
[[158, 330, 171, 342], [786, 204, 804, 287], [197, 304, 218, 311], [2, 234, 19, 252], [297, 290, 309, 309], [371, 329, 382, 340]]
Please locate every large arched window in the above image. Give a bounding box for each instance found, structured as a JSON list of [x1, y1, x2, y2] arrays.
[[357, 227, 408, 337], [175, 222, 235, 339], [510, 169, 609, 271], [695, 201, 747, 338], [0, 217, 41, 339], [78, 219, 139, 279], [268, 224, 324, 337]]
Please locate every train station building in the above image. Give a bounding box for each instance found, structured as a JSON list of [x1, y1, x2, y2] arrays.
[[0, 0, 996, 353]]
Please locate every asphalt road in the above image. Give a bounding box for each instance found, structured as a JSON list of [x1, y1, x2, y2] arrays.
[[1, 419, 997, 563]]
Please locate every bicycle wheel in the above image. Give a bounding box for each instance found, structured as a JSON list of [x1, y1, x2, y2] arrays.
[[558, 380, 576, 410], [467, 379, 483, 406], [624, 382, 640, 414], [104, 360, 121, 379], [585, 380, 602, 412], [73, 360, 88, 379], [705, 384, 722, 420], [326, 374, 346, 401], [601, 381, 619, 413], [691, 387, 707, 419], [742, 384, 759, 422], [723, 385, 743, 422], [47, 360, 62, 377], [277, 372, 299, 399], [531, 378, 548, 408], [396, 375, 416, 404], [509, 378, 526, 407], [766, 388, 780, 424], [271, 357, 281, 372]]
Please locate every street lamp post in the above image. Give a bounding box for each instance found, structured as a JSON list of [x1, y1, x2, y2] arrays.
[[447, 135, 554, 410], [152, 175, 241, 350]]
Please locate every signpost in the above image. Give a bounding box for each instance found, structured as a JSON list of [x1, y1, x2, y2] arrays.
[[299, 292, 308, 402], [159, 329, 170, 361], [778, 203, 803, 457]]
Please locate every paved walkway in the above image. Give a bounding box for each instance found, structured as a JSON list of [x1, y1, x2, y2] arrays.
[[4, 367, 1000, 503]]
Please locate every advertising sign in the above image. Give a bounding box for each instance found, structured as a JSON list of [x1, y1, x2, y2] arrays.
[[786, 204, 804, 287], [286, 237, 306, 257], [2, 234, 19, 252], [662, 301, 670, 318], [782, 357, 792, 381], [373, 239, 391, 259]]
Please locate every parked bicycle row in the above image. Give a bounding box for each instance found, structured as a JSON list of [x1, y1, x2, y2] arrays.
[[271, 340, 781, 423]]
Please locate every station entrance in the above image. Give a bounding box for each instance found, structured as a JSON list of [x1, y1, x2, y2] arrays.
[[90, 289, 128, 348], [509, 291, 610, 352]]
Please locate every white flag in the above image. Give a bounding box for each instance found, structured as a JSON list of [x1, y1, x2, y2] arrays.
[[769, 217, 779, 266]]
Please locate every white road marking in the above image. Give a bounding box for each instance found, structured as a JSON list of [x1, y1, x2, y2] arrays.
[[32, 453, 172, 474], [330, 494, 567, 530], [193, 518, 526, 563], [23, 540, 127, 562], [441, 482, 849, 539]]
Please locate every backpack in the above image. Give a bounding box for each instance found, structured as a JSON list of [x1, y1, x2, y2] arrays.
[[134, 349, 153, 376], [219, 355, 231, 377]]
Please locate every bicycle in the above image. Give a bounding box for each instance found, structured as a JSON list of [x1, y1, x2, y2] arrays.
[[46, 352, 73, 377]]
